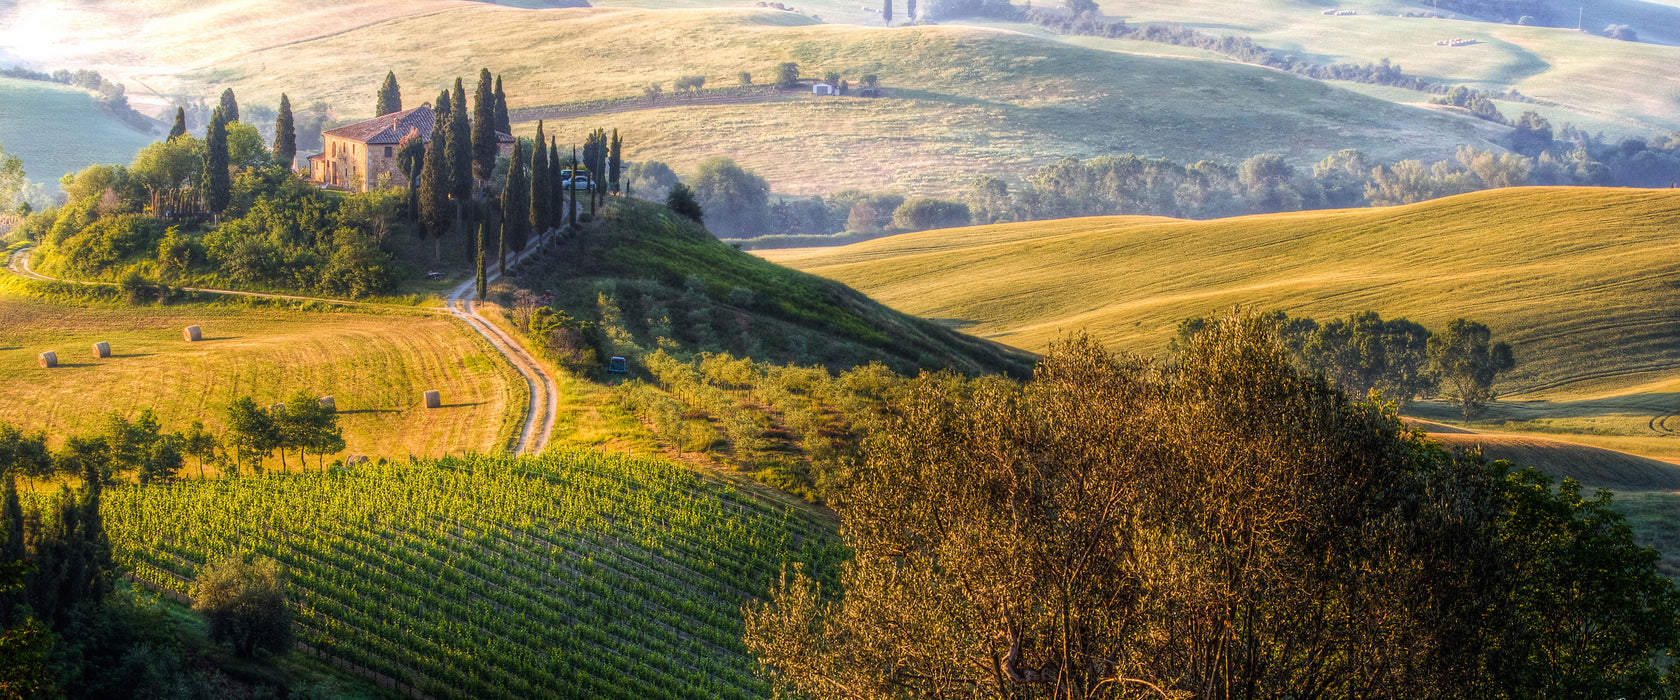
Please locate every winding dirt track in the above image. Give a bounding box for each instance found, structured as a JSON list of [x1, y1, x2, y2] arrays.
[[7, 238, 560, 455]]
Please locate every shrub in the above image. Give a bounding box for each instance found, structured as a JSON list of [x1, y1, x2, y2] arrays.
[[891, 197, 971, 231], [193, 557, 292, 657]]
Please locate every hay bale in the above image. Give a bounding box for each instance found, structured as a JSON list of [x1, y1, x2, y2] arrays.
[[319, 396, 335, 411], [424, 390, 441, 409], [183, 325, 202, 342], [38, 351, 57, 368], [92, 341, 110, 358]]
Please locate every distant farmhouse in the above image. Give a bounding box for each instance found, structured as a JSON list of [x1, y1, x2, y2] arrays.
[[308, 103, 514, 191]]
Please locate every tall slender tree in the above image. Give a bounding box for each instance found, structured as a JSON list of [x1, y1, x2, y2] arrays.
[[549, 139, 563, 228], [219, 88, 239, 122], [907, 0, 916, 20], [397, 130, 425, 221], [168, 107, 187, 140], [471, 69, 498, 185], [475, 222, 487, 299], [202, 107, 231, 214], [434, 89, 452, 121], [504, 142, 531, 260], [570, 145, 580, 226], [419, 125, 450, 261], [273, 94, 296, 170], [376, 71, 403, 116], [608, 129, 623, 194], [530, 122, 550, 234], [882, 0, 892, 23], [446, 78, 474, 236], [493, 75, 511, 135]]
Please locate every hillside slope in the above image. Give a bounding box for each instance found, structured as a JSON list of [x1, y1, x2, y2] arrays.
[[765, 187, 1680, 394], [508, 198, 1035, 377], [0, 77, 155, 185], [171, 7, 1495, 195], [109, 451, 841, 700]]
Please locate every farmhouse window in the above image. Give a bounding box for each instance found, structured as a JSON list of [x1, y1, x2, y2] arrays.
[[385, 146, 393, 157]]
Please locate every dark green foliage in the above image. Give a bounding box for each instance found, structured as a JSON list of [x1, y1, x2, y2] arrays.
[[433, 89, 451, 121], [569, 145, 579, 226], [397, 130, 425, 221], [193, 557, 292, 658], [446, 79, 473, 204], [665, 182, 703, 223], [202, 108, 231, 214], [503, 142, 530, 256], [689, 157, 769, 238], [1510, 110, 1554, 156], [472, 69, 498, 185], [1304, 311, 1436, 406], [890, 197, 969, 231], [625, 160, 678, 201], [1429, 317, 1516, 419], [548, 139, 562, 227], [1432, 85, 1508, 125], [218, 88, 239, 122], [882, 0, 892, 23], [529, 123, 550, 233], [376, 71, 402, 117], [273, 94, 297, 170], [52, 214, 164, 278], [103, 409, 183, 485], [476, 222, 486, 298], [419, 117, 451, 257], [493, 75, 510, 135], [608, 129, 622, 194], [168, 107, 187, 141], [275, 390, 343, 471]]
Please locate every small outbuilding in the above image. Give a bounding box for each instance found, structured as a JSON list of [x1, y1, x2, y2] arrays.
[[812, 83, 835, 96]]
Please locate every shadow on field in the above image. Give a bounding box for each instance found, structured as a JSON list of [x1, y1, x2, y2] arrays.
[[109, 353, 153, 359], [927, 318, 979, 331], [338, 409, 398, 415], [47, 362, 93, 369], [441, 402, 485, 409], [197, 336, 238, 342]]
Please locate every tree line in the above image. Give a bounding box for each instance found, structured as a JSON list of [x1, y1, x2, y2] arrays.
[[743, 314, 1680, 699], [1, 419, 304, 696]]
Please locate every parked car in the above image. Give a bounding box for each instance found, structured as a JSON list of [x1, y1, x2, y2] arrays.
[[566, 175, 595, 191]]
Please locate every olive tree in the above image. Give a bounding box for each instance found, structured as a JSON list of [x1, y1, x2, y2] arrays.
[[194, 556, 292, 657]]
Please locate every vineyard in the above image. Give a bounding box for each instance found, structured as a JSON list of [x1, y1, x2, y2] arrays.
[[102, 452, 844, 699]]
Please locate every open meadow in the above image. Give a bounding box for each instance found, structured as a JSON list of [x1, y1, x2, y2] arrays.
[[0, 293, 523, 463]]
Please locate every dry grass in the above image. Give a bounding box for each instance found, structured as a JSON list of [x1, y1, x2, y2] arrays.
[[0, 296, 524, 459]]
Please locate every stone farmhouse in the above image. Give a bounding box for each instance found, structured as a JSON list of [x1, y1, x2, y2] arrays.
[[307, 103, 514, 191]]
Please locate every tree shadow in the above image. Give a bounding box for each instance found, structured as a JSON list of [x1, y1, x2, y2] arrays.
[[46, 362, 94, 369], [109, 353, 153, 359], [441, 401, 486, 409], [926, 318, 979, 331], [338, 409, 399, 415], [197, 336, 239, 342]]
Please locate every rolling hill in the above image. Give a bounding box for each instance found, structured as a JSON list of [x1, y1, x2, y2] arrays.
[[0, 76, 155, 186], [764, 186, 1680, 457]]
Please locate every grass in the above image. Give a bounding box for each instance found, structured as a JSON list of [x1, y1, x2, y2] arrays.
[[765, 186, 1680, 458], [0, 77, 156, 186], [175, 7, 1493, 196], [107, 451, 843, 699], [0, 293, 524, 461]]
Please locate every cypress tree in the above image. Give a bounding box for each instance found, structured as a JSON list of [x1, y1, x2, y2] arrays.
[[493, 75, 511, 135], [397, 131, 425, 221], [570, 145, 580, 226], [419, 124, 450, 261], [504, 142, 530, 257], [609, 128, 622, 194], [907, 0, 916, 20], [219, 88, 239, 122], [475, 222, 487, 299], [549, 139, 563, 228], [377, 71, 402, 116], [882, 0, 892, 23], [471, 69, 497, 185], [203, 107, 231, 214], [273, 94, 296, 170], [168, 107, 187, 140], [446, 78, 473, 239], [530, 122, 549, 234], [2, 474, 23, 564], [434, 89, 452, 120]]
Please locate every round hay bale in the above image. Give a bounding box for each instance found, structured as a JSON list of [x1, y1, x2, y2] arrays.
[[319, 396, 336, 411], [92, 341, 110, 359], [183, 325, 202, 342], [424, 390, 441, 409], [38, 351, 57, 368]]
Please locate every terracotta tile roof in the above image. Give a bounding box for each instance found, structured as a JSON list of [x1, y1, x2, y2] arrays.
[[322, 102, 516, 145], [306, 152, 325, 163]]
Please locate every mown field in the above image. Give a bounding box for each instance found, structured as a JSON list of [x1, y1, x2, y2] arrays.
[[0, 77, 155, 186], [171, 7, 1491, 195], [108, 451, 842, 700], [0, 292, 523, 461], [765, 186, 1680, 459]]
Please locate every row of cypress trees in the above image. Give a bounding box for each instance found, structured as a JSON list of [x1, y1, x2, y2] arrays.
[[163, 87, 299, 217]]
